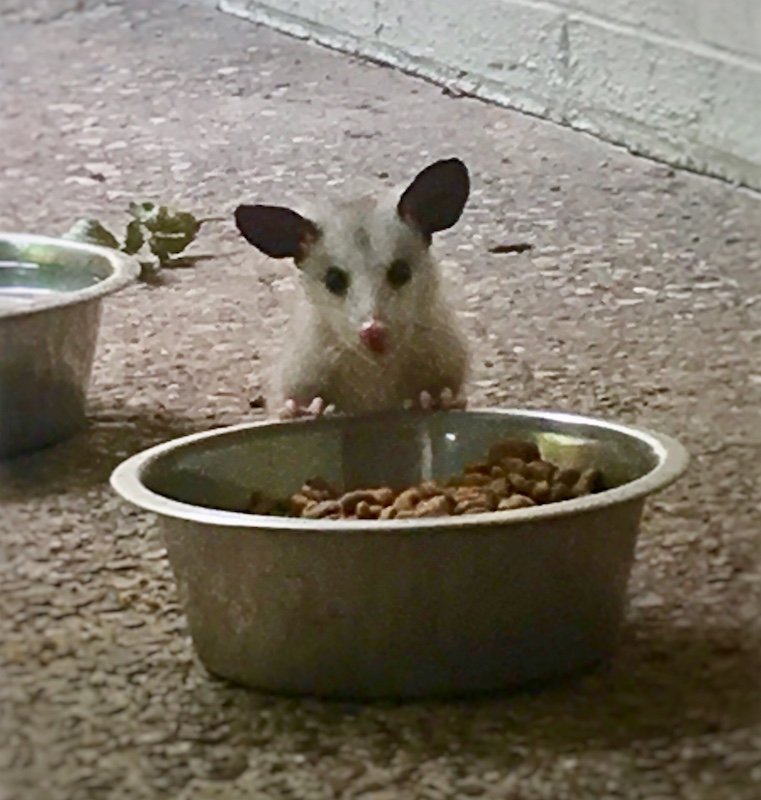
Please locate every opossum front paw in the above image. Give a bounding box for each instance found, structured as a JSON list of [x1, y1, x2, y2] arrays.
[[278, 397, 336, 421], [404, 387, 468, 412]]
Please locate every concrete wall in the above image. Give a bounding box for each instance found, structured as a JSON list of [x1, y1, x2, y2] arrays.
[[219, 0, 761, 190]]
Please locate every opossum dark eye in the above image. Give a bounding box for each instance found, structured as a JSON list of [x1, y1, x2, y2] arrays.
[[324, 266, 349, 296], [387, 259, 412, 288]]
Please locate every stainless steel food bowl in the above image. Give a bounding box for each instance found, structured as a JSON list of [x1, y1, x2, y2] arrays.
[[0, 233, 139, 458], [111, 409, 688, 700]]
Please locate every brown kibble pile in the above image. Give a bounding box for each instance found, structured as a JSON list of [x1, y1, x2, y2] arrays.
[[248, 438, 604, 520]]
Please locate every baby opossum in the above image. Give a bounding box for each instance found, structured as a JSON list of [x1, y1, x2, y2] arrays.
[[234, 158, 471, 418]]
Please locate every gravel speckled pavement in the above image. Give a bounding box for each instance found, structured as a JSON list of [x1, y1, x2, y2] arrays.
[[1, 2, 760, 798]]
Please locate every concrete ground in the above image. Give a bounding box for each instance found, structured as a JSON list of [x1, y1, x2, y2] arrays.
[[1, 1, 760, 798]]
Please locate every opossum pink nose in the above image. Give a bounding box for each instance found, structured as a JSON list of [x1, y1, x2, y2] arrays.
[[359, 319, 388, 354]]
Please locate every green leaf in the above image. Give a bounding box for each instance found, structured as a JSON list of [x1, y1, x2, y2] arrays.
[[65, 202, 207, 279], [128, 202, 156, 222], [135, 205, 201, 264], [63, 218, 120, 250], [148, 231, 196, 263], [123, 220, 145, 255], [143, 206, 201, 238]]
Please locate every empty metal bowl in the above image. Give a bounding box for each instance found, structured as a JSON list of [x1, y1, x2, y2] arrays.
[[0, 233, 139, 458], [111, 409, 688, 700]]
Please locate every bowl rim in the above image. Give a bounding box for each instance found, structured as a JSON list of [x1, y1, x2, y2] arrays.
[[110, 408, 689, 532], [0, 232, 140, 320]]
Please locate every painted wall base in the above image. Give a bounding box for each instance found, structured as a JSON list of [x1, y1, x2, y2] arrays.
[[219, 0, 761, 191]]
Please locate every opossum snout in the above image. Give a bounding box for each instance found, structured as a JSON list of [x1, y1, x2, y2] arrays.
[[359, 319, 388, 355]]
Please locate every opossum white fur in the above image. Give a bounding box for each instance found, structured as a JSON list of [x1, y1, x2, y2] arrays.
[[235, 158, 471, 416]]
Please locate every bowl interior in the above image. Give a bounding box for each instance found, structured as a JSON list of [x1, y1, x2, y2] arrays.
[[0, 237, 118, 310], [141, 411, 662, 514]]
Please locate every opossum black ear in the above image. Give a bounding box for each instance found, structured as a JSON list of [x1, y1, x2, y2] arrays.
[[397, 158, 470, 241], [235, 204, 319, 262]]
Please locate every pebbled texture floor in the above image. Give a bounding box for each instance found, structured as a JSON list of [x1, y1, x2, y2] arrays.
[[1, 1, 760, 798]]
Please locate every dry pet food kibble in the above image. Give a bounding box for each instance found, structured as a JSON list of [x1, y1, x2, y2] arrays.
[[247, 437, 605, 521]]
